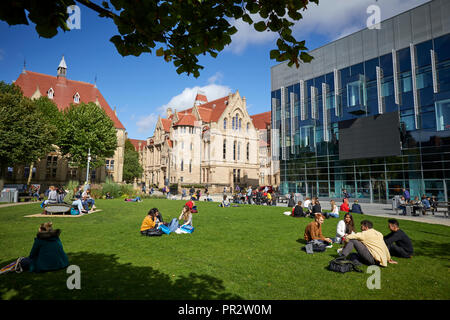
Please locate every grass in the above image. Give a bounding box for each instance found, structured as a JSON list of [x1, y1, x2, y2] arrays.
[[0, 199, 449, 300]]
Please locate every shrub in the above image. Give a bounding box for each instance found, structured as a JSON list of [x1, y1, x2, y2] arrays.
[[101, 178, 122, 198]]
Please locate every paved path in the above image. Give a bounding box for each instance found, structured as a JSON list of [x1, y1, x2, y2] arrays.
[[171, 194, 450, 227], [0, 201, 38, 208]]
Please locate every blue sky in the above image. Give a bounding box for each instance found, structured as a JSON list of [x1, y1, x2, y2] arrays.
[[0, 0, 429, 140]]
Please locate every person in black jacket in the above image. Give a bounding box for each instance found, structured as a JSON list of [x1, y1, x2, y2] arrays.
[[384, 219, 414, 258], [310, 197, 322, 218], [350, 200, 364, 214], [292, 201, 305, 217]]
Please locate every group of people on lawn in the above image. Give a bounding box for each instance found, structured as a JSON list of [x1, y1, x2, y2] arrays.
[[140, 200, 195, 236], [41, 185, 96, 215], [304, 212, 413, 267], [290, 197, 363, 218]]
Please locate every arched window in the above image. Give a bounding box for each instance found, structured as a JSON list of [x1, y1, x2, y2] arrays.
[[246, 143, 250, 161], [237, 142, 241, 160], [223, 118, 227, 130], [239, 118, 242, 131], [47, 88, 54, 99], [223, 139, 226, 160], [232, 117, 235, 130], [235, 114, 239, 130], [181, 159, 184, 171], [246, 122, 250, 131], [233, 141, 237, 160], [74, 92, 80, 103]]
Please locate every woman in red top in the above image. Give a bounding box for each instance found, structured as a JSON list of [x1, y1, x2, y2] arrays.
[[340, 198, 350, 213]]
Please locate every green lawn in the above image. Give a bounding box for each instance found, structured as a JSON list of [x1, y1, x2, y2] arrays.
[[0, 199, 449, 300]]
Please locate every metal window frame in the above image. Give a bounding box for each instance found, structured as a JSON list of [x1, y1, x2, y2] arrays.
[[290, 91, 296, 153], [410, 43, 420, 129], [280, 87, 286, 160], [300, 80, 307, 120], [392, 49, 402, 105], [376, 66, 385, 114], [431, 49, 439, 94], [322, 83, 329, 142], [334, 69, 341, 117]]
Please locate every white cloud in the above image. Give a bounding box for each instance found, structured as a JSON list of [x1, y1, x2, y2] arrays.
[[227, 16, 278, 54], [136, 113, 158, 134], [208, 71, 224, 84], [226, 0, 431, 53], [136, 82, 232, 136]]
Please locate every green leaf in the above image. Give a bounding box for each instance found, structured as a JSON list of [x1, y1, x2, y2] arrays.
[[270, 49, 280, 60], [253, 21, 267, 32]]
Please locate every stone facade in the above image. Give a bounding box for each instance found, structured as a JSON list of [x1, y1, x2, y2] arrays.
[[137, 91, 268, 193]]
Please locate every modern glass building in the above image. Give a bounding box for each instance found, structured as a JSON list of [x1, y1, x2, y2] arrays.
[[271, 0, 450, 203]]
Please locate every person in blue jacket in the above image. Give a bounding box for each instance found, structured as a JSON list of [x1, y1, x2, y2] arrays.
[[20, 222, 69, 273]]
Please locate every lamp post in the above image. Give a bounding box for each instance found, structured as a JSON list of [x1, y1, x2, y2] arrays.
[[85, 148, 91, 185]]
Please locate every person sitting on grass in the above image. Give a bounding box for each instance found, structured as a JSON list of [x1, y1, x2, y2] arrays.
[[72, 194, 88, 214], [384, 219, 414, 259], [304, 213, 333, 248], [309, 197, 322, 218], [292, 201, 305, 217], [140, 208, 164, 236], [334, 213, 355, 244], [82, 189, 96, 210], [338, 220, 397, 266], [185, 200, 198, 213], [340, 198, 350, 213], [350, 200, 364, 214], [327, 200, 340, 218], [19, 222, 69, 273], [220, 195, 230, 207], [179, 204, 193, 227], [105, 192, 113, 199]]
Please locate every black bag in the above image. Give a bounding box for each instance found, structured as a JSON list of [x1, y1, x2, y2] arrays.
[[142, 228, 164, 237], [302, 240, 328, 254], [328, 256, 363, 273]]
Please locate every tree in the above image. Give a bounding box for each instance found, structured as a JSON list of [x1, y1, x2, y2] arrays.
[[58, 102, 118, 169], [0, 82, 58, 178], [0, 0, 318, 77], [122, 139, 144, 183]]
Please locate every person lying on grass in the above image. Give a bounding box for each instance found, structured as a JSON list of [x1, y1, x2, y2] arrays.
[[20, 222, 69, 273], [384, 219, 414, 259], [304, 213, 333, 247], [338, 220, 397, 266], [140, 208, 164, 236], [179, 205, 193, 227]]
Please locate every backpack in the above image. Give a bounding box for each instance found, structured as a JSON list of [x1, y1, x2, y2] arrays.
[[303, 240, 328, 254], [328, 256, 363, 273]]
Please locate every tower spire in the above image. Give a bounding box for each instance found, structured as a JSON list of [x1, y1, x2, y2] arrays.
[[57, 55, 67, 78]]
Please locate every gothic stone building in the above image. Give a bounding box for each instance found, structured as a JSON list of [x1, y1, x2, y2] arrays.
[[133, 91, 278, 192]]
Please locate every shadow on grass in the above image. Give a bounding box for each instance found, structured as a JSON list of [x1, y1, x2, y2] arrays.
[[0, 252, 242, 300], [411, 240, 450, 261]]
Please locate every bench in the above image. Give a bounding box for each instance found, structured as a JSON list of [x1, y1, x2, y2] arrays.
[[434, 202, 450, 218], [43, 203, 72, 215]]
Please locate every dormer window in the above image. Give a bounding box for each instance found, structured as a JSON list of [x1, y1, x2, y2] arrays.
[[47, 88, 54, 99], [74, 92, 80, 103]]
